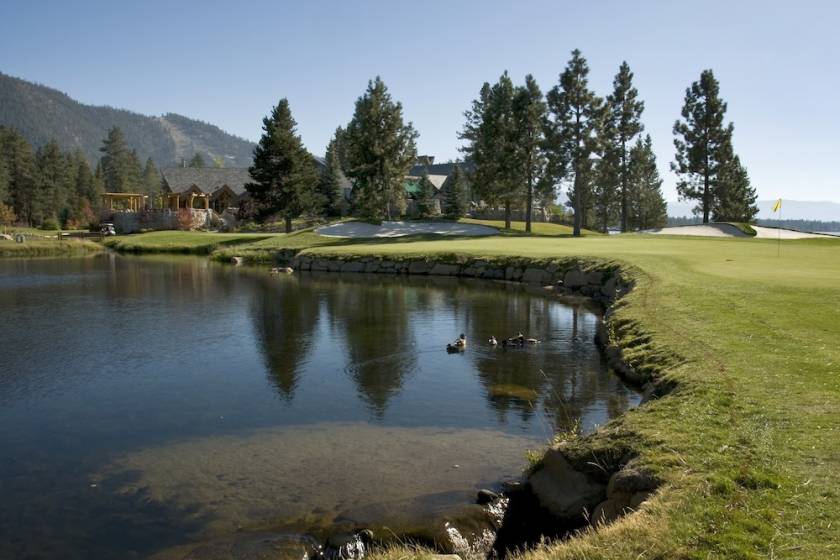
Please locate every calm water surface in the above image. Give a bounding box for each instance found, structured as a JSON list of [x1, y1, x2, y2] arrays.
[[0, 255, 639, 559]]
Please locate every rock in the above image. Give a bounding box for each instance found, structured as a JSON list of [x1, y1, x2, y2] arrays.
[[521, 267, 549, 284], [364, 261, 380, 273], [270, 266, 293, 274], [311, 260, 329, 272], [230, 256, 244, 266], [327, 260, 341, 272], [585, 270, 604, 285], [528, 448, 605, 521], [357, 529, 374, 544], [476, 489, 499, 505], [608, 467, 659, 495], [408, 261, 430, 274], [340, 261, 365, 273], [600, 276, 619, 299], [563, 269, 586, 289], [430, 263, 461, 276]]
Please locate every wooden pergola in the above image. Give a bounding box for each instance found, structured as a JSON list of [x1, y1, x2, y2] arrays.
[[102, 193, 147, 211]]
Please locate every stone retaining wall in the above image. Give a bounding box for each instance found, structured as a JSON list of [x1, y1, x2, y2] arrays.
[[289, 254, 630, 307]]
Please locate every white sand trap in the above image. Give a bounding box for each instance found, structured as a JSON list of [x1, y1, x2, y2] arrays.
[[751, 226, 831, 239], [316, 221, 498, 238], [643, 223, 834, 239], [643, 223, 748, 237]]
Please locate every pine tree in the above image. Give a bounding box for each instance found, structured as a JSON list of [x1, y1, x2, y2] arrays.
[[143, 158, 161, 195], [246, 98, 321, 232], [460, 73, 521, 229], [414, 173, 437, 218], [443, 164, 469, 217], [3, 130, 38, 225], [99, 127, 142, 193], [318, 135, 346, 217], [70, 150, 98, 224], [189, 153, 205, 168], [35, 140, 71, 225], [513, 74, 548, 233], [344, 77, 418, 220], [713, 155, 758, 222], [672, 69, 734, 223], [628, 135, 667, 230], [545, 50, 604, 236], [591, 148, 619, 233], [0, 145, 9, 206], [604, 62, 644, 232]]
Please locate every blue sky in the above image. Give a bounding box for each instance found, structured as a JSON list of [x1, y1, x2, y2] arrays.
[[1, 0, 838, 202]]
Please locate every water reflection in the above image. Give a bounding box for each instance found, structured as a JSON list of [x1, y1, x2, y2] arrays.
[[0, 257, 639, 559]]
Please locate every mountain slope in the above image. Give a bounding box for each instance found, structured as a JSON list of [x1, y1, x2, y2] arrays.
[[0, 72, 254, 167]]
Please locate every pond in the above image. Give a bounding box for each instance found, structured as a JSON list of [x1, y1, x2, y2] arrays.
[[0, 255, 639, 559]]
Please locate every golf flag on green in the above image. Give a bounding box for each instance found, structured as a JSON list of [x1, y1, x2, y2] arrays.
[[773, 198, 782, 212]]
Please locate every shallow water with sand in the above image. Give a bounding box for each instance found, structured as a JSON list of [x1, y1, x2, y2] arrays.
[[0, 255, 639, 558]]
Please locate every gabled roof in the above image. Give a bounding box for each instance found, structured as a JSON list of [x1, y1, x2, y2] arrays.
[[409, 161, 474, 177], [161, 167, 252, 195]]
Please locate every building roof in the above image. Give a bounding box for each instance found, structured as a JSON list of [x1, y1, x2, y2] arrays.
[[161, 167, 252, 195], [409, 161, 474, 178]]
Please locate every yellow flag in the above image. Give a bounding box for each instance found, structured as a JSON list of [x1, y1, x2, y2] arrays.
[[772, 198, 782, 212]]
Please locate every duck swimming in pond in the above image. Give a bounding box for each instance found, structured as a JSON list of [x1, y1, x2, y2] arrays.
[[447, 333, 467, 352]]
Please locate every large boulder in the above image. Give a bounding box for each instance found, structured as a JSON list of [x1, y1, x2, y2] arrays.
[[408, 261, 431, 274], [563, 269, 587, 289], [340, 261, 365, 273], [521, 268, 550, 285], [591, 467, 659, 525], [430, 263, 461, 276], [528, 448, 606, 521]]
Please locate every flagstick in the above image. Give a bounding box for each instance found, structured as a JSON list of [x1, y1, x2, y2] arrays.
[[777, 204, 781, 257]]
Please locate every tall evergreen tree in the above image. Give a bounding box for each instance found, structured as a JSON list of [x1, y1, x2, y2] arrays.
[[35, 140, 71, 225], [545, 49, 604, 236], [513, 74, 548, 233], [344, 77, 418, 220], [246, 98, 321, 232], [460, 73, 521, 229], [628, 135, 667, 230], [318, 136, 346, 217], [142, 157, 161, 195], [414, 172, 437, 218], [443, 164, 469, 217], [99, 127, 142, 193], [672, 69, 734, 223], [591, 148, 620, 233], [189, 152, 205, 168], [0, 145, 9, 206], [604, 62, 644, 231], [3, 129, 39, 225], [713, 155, 758, 222]]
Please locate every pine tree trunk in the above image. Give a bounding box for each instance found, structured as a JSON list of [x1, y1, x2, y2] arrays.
[[525, 155, 533, 233], [504, 201, 511, 230], [620, 143, 628, 232], [573, 172, 582, 237], [703, 172, 710, 224], [284, 215, 292, 234]]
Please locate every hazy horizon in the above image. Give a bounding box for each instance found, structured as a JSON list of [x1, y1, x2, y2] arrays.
[[1, 0, 838, 203]]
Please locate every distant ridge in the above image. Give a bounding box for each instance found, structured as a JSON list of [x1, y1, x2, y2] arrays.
[[0, 72, 255, 167], [668, 199, 840, 222]]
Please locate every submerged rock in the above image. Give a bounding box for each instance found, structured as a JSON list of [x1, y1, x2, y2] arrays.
[[476, 489, 499, 505]]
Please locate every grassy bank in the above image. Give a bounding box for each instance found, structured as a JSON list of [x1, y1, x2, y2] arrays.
[[0, 238, 102, 258], [102, 231, 274, 254], [300, 234, 839, 559], [81, 227, 840, 557]]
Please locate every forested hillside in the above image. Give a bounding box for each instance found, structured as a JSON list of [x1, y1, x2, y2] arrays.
[[0, 72, 254, 167]]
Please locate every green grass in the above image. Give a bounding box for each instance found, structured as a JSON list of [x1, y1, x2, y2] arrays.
[[103, 231, 274, 254], [295, 234, 840, 559], [0, 238, 102, 258], [726, 222, 758, 236], [74, 228, 840, 557]]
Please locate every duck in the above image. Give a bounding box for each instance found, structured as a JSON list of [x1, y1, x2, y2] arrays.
[[447, 333, 467, 352], [488, 336, 498, 346]]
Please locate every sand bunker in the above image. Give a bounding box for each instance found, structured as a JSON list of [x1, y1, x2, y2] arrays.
[[643, 223, 832, 239], [316, 221, 498, 238]]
